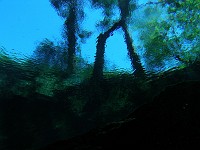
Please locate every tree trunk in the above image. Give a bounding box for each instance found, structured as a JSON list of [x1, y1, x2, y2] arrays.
[[93, 0, 146, 79], [92, 21, 122, 80], [119, 0, 145, 77], [121, 21, 145, 77], [92, 34, 106, 80], [65, 5, 77, 75]]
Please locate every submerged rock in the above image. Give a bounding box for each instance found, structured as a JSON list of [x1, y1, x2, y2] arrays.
[[40, 80, 200, 150]]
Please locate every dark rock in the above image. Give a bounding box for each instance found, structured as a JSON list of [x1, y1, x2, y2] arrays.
[[40, 80, 200, 150], [0, 94, 69, 150]]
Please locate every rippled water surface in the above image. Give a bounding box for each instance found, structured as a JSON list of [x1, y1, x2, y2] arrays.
[[0, 0, 199, 149]]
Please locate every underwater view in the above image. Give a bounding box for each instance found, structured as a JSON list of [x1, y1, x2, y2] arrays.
[[0, 0, 200, 149]]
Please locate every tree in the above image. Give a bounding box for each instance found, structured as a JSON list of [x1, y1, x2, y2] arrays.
[[50, 0, 85, 74], [130, 4, 172, 72], [91, 0, 145, 80], [49, 0, 199, 78], [33, 39, 68, 70], [118, 0, 145, 77], [160, 0, 200, 64], [129, 0, 199, 73]]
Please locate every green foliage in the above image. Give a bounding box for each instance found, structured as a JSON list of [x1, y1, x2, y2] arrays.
[[0, 40, 93, 97], [131, 5, 172, 71], [78, 30, 93, 43], [160, 0, 200, 63], [90, 0, 118, 8], [1, 0, 199, 95], [103, 87, 131, 113], [35, 74, 61, 96], [92, 0, 137, 31], [31, 38, 94, 96], [68, 96, 87, 116], [0, 47, 38, 96], [131, 1, 199, 72], [33, 39, 68, 71]]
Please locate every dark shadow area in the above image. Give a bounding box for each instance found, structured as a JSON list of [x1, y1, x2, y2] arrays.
[[0, 61, 199, 150], [40, 80, 200, 150]]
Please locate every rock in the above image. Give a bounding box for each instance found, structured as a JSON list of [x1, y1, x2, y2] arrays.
[[40, 80, 200, 150], [0, 94, 66, 150]]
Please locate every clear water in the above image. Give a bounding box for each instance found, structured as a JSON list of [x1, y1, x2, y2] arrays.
[[0, 0, 199, 149]]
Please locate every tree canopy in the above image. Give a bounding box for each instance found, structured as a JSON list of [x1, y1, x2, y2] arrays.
[[1, 0, 199, 83]]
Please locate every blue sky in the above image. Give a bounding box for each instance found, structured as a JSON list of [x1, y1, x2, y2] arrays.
[[0, 0, 63, 56], [0, 0, 152, 70]]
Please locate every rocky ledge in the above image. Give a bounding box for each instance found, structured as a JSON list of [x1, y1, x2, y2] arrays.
[[40, 80, 200, 150]]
